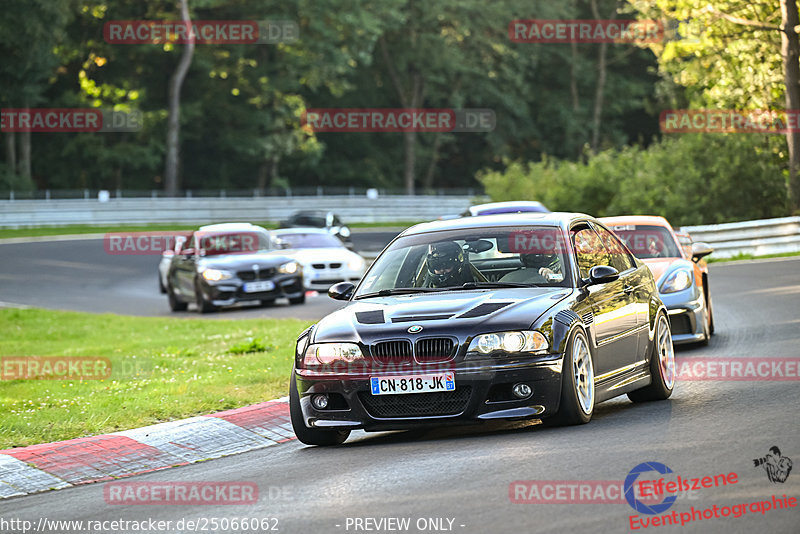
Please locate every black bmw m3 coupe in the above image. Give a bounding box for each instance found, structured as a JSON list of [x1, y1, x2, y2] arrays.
[[290, 212, 675, 445]]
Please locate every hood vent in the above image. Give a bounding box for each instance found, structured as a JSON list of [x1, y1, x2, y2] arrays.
[[391, 314, 453, 323], [457, 302, 512, 319], [355, 310, 385, 324], [582, 311, 594, 325], [555, 310, 579, 326]]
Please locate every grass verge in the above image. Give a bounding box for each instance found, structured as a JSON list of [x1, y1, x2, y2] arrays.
[[0, 221, 425, 239], [0, 308, 311, 449], [707, 250, 800, 263]]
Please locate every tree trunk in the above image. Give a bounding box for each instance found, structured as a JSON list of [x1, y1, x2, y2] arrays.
[[164, 0, 195, 197], [570, 40, 582, 159], [590, 0, 611, 154], [781, 0, 800, 213], [422, 130, 444, 191], [5, 133, 15, 175], [19, 130, 31, 181]]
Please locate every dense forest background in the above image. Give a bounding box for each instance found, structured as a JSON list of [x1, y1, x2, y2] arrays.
[[0, 0, 795, 225]]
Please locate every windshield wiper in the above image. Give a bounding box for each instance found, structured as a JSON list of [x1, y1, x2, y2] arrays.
[[354, 288, 439, 300], [442, 281, 540, 290]]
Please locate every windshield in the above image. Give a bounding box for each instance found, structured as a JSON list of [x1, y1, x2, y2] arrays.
[[276, 232, 341, 249], [356, 226, 572, 297], [195, 230, 273, 256], [291, 215, 327, 227], [606, 225, 682, 259]]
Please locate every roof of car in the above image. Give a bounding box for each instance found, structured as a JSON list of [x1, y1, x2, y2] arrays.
[[599, 215, 671, 227], [402, 212, 592, 236], [198, 222, 267, 232], [469, 201, 548, 214], [271, 227, 330, 235]]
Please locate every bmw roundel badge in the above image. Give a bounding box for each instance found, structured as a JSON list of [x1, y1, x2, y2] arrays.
[[408, 325, 423, 334]]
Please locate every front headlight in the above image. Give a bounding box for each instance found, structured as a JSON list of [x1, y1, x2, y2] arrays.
[[467, 330, 549, 356], [302, 343, 364, 366], [347, 257, 365, 271], [201, 268, 233, 282], [278, 261, 300, 274], [338, 227, 351, 238], [661, 269, 692, 293]]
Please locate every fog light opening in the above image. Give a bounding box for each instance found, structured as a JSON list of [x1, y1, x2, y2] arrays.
[[512, 383, 532, 399], [311, 394, 330, 410]]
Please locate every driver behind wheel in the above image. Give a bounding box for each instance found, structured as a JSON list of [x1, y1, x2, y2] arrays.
[[422, 241, 476, 288]]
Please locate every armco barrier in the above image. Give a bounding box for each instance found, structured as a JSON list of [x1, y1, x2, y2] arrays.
[[0, 195, 473, 228], [681, 216, 800, 259]]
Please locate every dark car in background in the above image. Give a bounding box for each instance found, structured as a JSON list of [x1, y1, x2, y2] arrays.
[[166, 223, 305, 313], [290, 212, 674, 445], [280, 210, 353, 247]]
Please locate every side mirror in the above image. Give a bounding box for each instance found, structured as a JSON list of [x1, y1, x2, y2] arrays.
[[691, 242, 713, 262], [464, 239, 493, 253], [587, 265, 620, 285], [328, 281, 355, 301]]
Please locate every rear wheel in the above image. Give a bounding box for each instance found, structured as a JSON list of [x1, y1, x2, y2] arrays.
[[289, 371, 350, 446], [167, 282, 188, 312], [628, 313, 675, 403], [544, 328, 594, 426], [195, 279, 218, 314]]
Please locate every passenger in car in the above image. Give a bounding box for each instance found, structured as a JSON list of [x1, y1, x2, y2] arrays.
[[500, 253, 563, 284]]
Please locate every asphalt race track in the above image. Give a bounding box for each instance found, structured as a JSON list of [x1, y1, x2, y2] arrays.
[[1, 245, 799, 532], [0, 230, 399, 320]]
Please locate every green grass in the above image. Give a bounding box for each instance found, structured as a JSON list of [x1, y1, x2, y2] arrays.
[[0, 308, 311, 449], [707, 250, 800, 263], [0, 221, 425, 239]]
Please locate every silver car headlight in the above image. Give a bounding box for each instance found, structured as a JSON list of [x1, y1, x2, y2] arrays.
[[278, 261, 300, 274], [467, 331, 549, 356], [303, 343, 364, 366], [347, 257, 365, 271], [201, 268, 234, 282], [661, 269, 693, 293]]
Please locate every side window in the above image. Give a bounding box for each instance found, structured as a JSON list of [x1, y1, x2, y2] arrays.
[[593, 225, 635, 273], [571, 227, 611, 279]]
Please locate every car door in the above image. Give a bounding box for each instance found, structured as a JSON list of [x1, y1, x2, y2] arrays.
[[571, 225, 639, 378], [171, 233, 198, 298], [591, 222, 651, 363]]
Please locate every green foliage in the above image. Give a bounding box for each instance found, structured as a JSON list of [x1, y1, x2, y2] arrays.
[[478, 133, 787, 225], [227, 338, 273, 354]]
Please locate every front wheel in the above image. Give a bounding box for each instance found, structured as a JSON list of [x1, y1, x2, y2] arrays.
[[167, 282, 188, 312], [195, 280, 218, 314], [628, 313, 675, 403], [544, 328, 594, 426], [289, 371, 350, 446], [288, 294, 306, 305]]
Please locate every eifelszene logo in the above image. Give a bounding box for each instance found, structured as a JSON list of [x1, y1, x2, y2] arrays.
[[753, 446, 793, 483]]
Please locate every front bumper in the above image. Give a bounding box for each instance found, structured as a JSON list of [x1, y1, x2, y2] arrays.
[[660, 286, 706, 344], [294, 356, 564, 431], [303, 268, 362, 291], [200, 274, 304, 306]]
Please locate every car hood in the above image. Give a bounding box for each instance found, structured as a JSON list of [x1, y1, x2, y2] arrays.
[[641, 257, 693, 284], [312, 287, 571, 344], [279, 248, 361, 264], [197, 251, 293, 270]]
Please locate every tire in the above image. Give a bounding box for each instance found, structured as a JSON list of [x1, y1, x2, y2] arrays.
[[628, 313, 675, 403], [544, 328, 594, 426], [289, 371, 350, 446], [167, 282, 188, 312], [159, 275, 166, 294], [195, 279, 218, 314], [289, 294, 306, 305]]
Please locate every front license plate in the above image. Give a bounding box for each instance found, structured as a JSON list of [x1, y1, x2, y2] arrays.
[[243, 280, 275, 293], [370, 373, 455, 395]]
